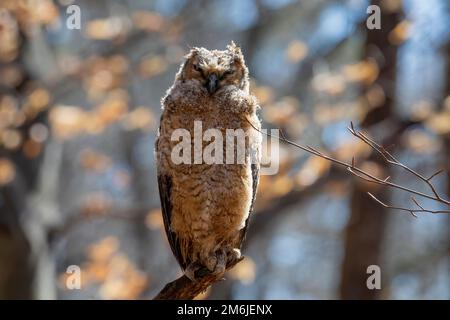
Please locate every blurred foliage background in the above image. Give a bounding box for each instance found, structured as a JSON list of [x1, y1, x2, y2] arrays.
[[0, 0, 449, 299]]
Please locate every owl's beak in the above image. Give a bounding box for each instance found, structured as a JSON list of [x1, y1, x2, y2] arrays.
[[206, 73, 219, 94]]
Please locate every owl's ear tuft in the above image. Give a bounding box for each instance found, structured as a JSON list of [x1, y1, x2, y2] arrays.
[[227, 41, 242, 56], [186, 47, 200, 59], [177, 47, 202, 80], [228, 41, 245, 67]]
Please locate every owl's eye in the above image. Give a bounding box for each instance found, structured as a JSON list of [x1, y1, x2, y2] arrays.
[[222, 69, 234, 77], [193, 64, 201, 72]]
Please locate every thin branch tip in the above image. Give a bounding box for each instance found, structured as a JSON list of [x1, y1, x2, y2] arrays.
[[427, 169, 444, 181], [245, 118, 450, 216]]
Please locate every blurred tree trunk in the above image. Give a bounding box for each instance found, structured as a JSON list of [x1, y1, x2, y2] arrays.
[[444, 43, 450, 264], [0, 8, 39, 299], [0, 187, 33, 299], [340, 0, 401, 299]]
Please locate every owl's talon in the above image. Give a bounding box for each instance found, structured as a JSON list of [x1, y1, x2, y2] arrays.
[[204, 255, 218, 273], [203, 249, 227, 276], [185, 262, 201, 282], [212, 249, 226, 276], [225, 248, 242, 265], [229, 248, 241, 261]]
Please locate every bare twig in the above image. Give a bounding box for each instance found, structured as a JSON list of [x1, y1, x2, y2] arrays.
[[246, 118, 450, 215], [367, 193, 450, 216], [347, 122, 448, 204]]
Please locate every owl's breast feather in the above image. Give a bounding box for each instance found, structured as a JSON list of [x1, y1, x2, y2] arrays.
[[164, 80, 258, 116], [215, 87, 258, 115]]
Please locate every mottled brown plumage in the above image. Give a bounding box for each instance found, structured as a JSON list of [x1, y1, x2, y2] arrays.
[[155, 42, 261, 279]]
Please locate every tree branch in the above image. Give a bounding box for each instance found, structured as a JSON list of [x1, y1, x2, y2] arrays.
[[347, 122, 449, 205], [153, 258, 242, 300], [246, 118, 450, 215], [367, 193, 450, 217]]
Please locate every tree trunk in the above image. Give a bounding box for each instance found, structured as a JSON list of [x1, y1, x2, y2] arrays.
[[340, 0, 401, 299], [0, 7, 39, 299]]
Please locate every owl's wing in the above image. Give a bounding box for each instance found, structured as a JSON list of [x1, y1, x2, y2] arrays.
[[157, 174, 188, 270], [238, 163, 259, 247]]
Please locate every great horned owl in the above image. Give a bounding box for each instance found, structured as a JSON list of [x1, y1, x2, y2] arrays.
[[155, 42, 261, 280]]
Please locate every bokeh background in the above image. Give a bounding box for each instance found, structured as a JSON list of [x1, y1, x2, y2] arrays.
[[0, 0, 449, 299]]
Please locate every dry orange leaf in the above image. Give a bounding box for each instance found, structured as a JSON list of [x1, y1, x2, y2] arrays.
[[82, 263, 110, 283], [85, 17, 128, 40], [0, 66, 23, 88], [27, 88, 50, 112], [228, 257, 256, 285], [389, 20, 411, 45], [312, 73, 346, 96], [49, 105, 86, 139], [296, 156, 331, 188], [133, 10, 166, 32], [109, 55, 129, 74], [83, 114, 106, 135], [79, 149, 112, 172], [425, 112, 450, 135], [122, 107, 155, 132], [342, 59, 379, 85], [33, 0, 59, 25], [145, 209, 164, 230], [81, 192, 113, 217], [0, 157, 15, 186], [271, 175, 294, 197], [0, 9, 19, 62], [252, 85, 274, 105], [403, 129, 441, 154], [96, 98, 128, 124], [87, 237, 119, 263], [381, 0, 403, 13], [285, 40, 308, 63], [262, 96, 300, 125], [365, 84, 386, 109], [1, 129, 22, 150], [23, 139, 42, 158], [0, 95, 18, 127], [99, 254, 148, 300], [88, 70, 115, 92], [139, 55, 168, 78], [335, 139, 372, 162]]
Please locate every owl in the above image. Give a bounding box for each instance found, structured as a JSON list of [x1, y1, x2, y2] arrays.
[[155, 42, 261, 280]]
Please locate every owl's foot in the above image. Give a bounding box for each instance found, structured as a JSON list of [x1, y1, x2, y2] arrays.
[[203, 249, 226, 276], [226, 248, 242, 265], [184, 262, 202, 282], [213, 249, 227, 275]]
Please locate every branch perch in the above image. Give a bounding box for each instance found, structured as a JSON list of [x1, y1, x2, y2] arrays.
[[153, 257, 242, 300]]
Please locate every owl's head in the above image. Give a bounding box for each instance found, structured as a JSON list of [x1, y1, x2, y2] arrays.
[[176, 41, 249, 94]]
